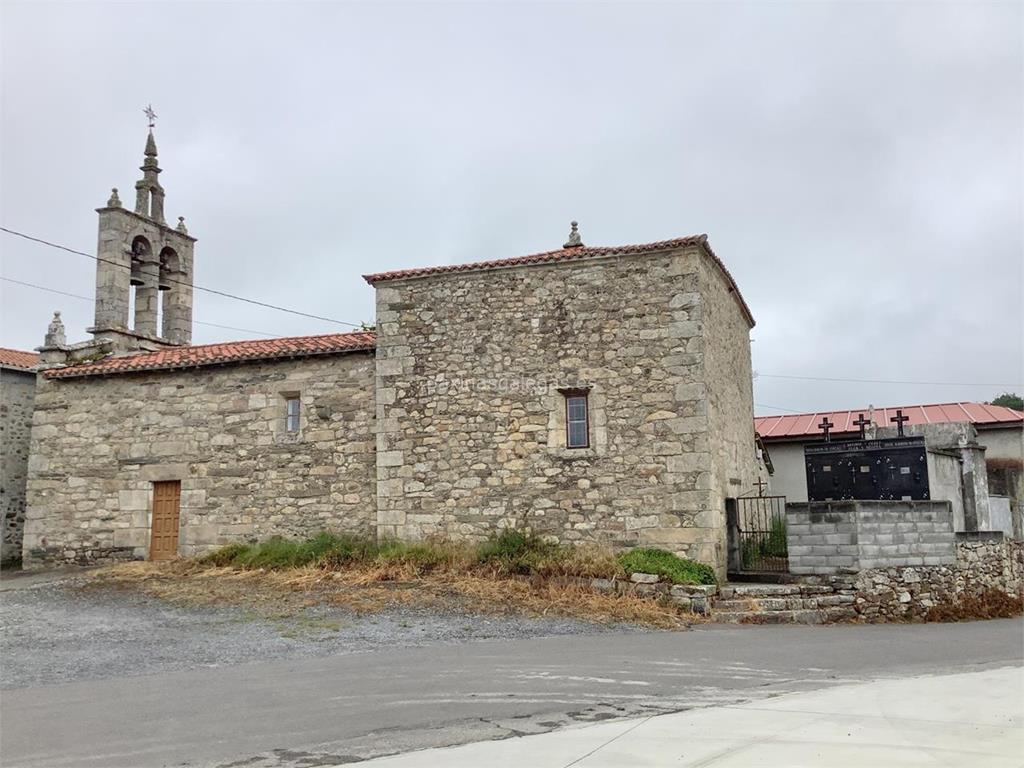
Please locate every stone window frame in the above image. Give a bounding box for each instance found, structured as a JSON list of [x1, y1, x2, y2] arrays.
[[285, 396, 301, 433], [562, 388, 591, 449], [274, 390, 305, 444], [546, 384, 607, 458]]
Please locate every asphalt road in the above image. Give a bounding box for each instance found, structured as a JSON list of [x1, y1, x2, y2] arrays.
[[3, 618, 1021, 768]]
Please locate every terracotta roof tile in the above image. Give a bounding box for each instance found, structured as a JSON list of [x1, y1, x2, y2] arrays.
[[0, 347, 39, 371], [44, 332, 376, 379], [755, 402, 1023, 440], [363, 234, 755, 328]]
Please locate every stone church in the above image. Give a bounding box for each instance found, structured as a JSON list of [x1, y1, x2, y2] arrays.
[[19, 129, 761, 576]]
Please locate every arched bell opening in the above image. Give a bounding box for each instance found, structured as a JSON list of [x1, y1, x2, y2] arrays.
[[129, 235, 151, 287]]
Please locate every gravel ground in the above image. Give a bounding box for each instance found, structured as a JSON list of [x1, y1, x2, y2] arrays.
[[0, 574, 646, 689]]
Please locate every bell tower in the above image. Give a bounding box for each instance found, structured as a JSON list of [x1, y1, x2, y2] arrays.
[[91, 108, 196, 350]]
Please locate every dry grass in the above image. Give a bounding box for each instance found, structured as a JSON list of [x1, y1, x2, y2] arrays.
[[924, 590, 1024, 622], [87, 558, 696, 629]]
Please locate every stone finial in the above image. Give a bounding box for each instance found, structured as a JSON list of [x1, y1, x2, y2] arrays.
[[142, 130, 159, 171], [107, 187, 121, 208], [176, 216, 188, 235], [563, 221, 583, 248], [44, 311, 67, 348]]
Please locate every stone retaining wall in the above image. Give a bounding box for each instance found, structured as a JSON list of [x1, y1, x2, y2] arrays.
[[852, 534, 1023, 621]]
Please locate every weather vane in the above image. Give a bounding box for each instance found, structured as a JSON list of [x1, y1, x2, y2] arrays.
[[144, 104, 158, 129]]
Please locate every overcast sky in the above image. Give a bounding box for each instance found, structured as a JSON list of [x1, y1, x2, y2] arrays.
[[1, 1, 1021, 415]]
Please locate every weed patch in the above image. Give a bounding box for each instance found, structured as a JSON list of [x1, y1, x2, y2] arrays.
[[616, 548, 716, 585], [90, 531, 711, 629]]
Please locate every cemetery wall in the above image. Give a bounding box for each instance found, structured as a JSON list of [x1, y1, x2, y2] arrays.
[[851, 534, 1024, 621], [786, 500, 955, 575]]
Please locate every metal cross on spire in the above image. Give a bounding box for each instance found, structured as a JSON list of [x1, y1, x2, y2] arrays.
[[144, 104, 158, 129]]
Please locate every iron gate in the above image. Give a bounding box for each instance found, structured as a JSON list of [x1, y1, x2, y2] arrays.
[[735, 496, 788, 573]]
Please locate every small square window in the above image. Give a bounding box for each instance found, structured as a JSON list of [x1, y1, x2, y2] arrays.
[[564, 392, 590, 449], [285, 397, 301, 433]]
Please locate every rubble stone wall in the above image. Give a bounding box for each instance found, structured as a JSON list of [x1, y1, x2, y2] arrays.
[[851, 534, 1023, 621], [22, 352, 376, 567], [373, 244, 758, 575], [1, 368, 36, 565]]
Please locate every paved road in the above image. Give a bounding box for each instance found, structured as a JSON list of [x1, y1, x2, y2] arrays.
[[362, 667, 1024, 767], [2, 619, 1022, 768]]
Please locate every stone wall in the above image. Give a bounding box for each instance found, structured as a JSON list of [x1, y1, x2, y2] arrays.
[[374, 244, 757, 575], [786, 500, 955, 575], [698, 254, 761, 567], [1, 368, 36, 565], [851, 534, 1023, 621], [23, 352, 375, 567]]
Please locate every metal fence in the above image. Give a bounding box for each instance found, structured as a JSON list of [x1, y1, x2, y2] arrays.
[[736, 496, 789, 573]]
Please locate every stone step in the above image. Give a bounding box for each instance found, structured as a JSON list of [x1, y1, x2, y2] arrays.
[[713, 609, 826, 625], [713, 606, 858, 625], [718, 583, 801, 598], [713, 594, 857, 612]]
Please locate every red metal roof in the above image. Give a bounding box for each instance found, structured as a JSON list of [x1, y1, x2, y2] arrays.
[[755, 402, 1023, 440], [363, 234, 755, 328], [44, 332, 376, 379], [0, 347, 39, 371]]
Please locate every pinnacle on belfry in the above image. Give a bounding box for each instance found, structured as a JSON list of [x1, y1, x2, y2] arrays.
[[563, 220, 583, 248]]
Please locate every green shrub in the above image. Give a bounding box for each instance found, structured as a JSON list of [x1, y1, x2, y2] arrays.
[[763, 517, 788, 558], [617, 548, 716, 585]]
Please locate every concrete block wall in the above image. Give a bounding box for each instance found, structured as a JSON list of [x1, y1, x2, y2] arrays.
[[786, 500, 955, 575]]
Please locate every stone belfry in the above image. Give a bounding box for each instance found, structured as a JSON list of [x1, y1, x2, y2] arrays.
[[92, 109, 196, 349]]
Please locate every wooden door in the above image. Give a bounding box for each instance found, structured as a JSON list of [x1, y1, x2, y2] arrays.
[[150, 481, 181, 561]]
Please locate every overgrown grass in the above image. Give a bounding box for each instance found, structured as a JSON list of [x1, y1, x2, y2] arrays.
[[616, 548, 717, 585], [101, 531, 718, 629], [198, 530, 626, 580]]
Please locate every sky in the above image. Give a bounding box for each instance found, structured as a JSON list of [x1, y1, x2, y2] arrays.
[[1, 1, 1021, 416]]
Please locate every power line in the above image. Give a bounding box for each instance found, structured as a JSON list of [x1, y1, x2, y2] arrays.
[[0, 226, 361, 328], [756, 372, 1020, 389], [754, 402, 806, 414], [0, 276, 280, 338]]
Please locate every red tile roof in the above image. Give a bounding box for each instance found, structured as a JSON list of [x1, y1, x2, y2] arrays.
[[44, 332, 376, 379], [0, 347, 39, 371], [755, 402, 1023, 440], [363, 234, 755, 327]]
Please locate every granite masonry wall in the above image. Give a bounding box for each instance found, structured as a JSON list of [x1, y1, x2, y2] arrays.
[[23, 352, 375, 567], [373, 243, 758, 575], [698, 253, 762, 567], [786, 500, 955, 575], [1, 368, 36, 565], [850, 535, 1024, 621]]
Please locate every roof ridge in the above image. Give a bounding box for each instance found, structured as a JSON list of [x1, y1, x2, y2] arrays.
[[44, 331, 377, 379], [361, 233, 755, 329], [141, 330, 374, 354]]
